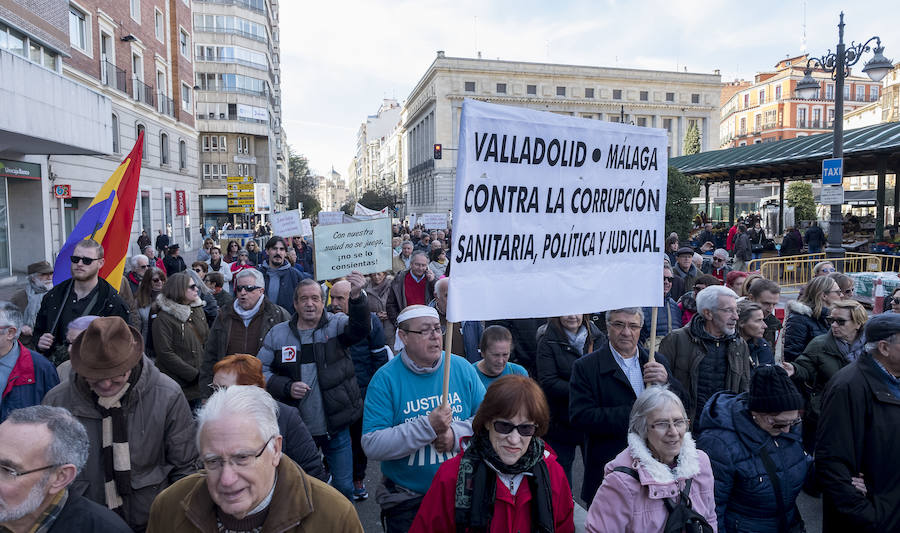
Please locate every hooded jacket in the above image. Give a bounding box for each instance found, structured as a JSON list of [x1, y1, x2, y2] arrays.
[[42, 357, 197, 531], [658, 315, 751, 423], [584, 432, 717, 533], [146, 454, 363, 533], [781, 300, 829, 362], [697, 391, 810, 533], [151, 295, 210, 401], [258, 261, 311, 311]]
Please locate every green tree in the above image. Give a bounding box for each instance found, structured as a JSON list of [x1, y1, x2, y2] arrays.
[[786, 181, 817, 221], [666, 167, 700, 239], [683, 123, 701, 155], [286, 146, 320, 217]]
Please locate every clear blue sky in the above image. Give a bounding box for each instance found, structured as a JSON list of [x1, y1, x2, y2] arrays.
[[280, 0, 900, 179]]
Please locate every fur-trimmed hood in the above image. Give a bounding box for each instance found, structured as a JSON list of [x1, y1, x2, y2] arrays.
[[786, 299, 813, 317], [625, 431, 701, 484], [156, 294, 203, 322]]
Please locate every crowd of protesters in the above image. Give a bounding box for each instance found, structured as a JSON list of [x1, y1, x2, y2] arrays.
[[0, 220, 897, 533]]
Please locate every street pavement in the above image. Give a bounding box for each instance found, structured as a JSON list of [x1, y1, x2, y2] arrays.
[[352, 447, 823, 532]]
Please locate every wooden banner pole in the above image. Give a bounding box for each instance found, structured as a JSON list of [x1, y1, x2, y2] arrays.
[[442, 321, 454, 407], [648, 307, 658, 363]]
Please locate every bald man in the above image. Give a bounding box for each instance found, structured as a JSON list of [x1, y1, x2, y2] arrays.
[[329, 280, 388, 500]]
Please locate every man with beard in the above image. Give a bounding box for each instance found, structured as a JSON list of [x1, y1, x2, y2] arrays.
[[258, 274, 369, 501], [32, 240, 129, 365], [658, 285, 751, 425], [258, 236, 310, 312], [200, 268, 290, 395], [11, 261, 53, 347], [0, 406, 131, 532], [205, 245, 233, 293]]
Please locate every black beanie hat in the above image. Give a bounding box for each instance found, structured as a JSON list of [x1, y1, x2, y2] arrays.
[[748, 365, 804, 413]]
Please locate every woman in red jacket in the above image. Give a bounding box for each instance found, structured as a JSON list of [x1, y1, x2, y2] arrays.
[[410, 374, 575, 533]]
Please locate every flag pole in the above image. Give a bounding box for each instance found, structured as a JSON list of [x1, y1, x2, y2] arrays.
[[442, 320, 453, 406]]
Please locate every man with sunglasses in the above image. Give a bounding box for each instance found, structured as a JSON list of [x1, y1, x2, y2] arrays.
[[33, 240, 129, 363], [362, 305, 484, 533], [200, 268, 290, 396], [816, 313, 900, 532], [701, 248, 732, 282]]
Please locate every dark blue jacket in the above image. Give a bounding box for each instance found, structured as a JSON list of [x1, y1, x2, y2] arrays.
[[347, 313, 388, 390], [640, 295, 681, 345], [697, 391, 811, 533], [747, 337, 775, 368], [258, 262, 312, 311], [1, 343, 60, 422]]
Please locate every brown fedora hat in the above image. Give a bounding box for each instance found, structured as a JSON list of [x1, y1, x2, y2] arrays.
[[70, 316, 143, 380]]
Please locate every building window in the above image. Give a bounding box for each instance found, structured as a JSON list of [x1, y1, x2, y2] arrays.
[[826, 84, 834, 100], [203, 163, 211, 180], [181, 82, 191, 112], [111, 114, 119, 153], [692, 93, 701, 104], [155, 9, 164, 41], [556, 86, 566, 97], [527, 84, 536, 95], [219, 136, 227, 152], [871, 86, 880, 101], [202, 135, 210, 152], [130, 0, 140, 22], [160, 133, 169, 165], [179, 140, 186, 169], [209, 135, 217, 151], [775, 85, 782, 100], [743, 93, 749, 107], [663, 118, 673, 131], [757, 90, 764, 104], [843, 85, 850, 100], [640, 90, 648, 101], [856, 85, 865, 101], [666, 92, 675, 102], [180, 30, 190, 58], [220, 164, 228, 177], [637, 117, 647, 127], [69, 6, 87, 51], [496, 83, 506, 94], [585, 88, 594, 99], [612, 89, 622, 100], [210, 164, 219, 180], [739, 117, 746, 133], [464, 81, 475, 92], [136, 124, 147, 160]]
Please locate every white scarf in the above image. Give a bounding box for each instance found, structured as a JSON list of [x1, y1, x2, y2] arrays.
[[233, 296, 265, 327]]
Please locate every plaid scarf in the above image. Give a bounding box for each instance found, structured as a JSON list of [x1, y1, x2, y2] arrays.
[[93, 368, 140, 513], [454, 434, 554, 533]]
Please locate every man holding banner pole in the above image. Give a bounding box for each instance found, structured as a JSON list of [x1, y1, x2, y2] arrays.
[[362, 305, 484, 533]]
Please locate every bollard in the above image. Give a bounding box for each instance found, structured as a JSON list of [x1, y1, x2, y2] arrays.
[[873, 277, 885, 314]]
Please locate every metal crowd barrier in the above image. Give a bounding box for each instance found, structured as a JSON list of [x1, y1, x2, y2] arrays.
[[746, 252, 891, 291]]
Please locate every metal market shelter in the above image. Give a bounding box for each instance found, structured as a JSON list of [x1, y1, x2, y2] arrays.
[[669, 121, 900, 237]]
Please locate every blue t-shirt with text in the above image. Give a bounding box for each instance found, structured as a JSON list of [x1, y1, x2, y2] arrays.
[[471, 360, 529, 390]]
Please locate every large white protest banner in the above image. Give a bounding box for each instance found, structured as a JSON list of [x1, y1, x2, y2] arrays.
[[354, 202, 389, 218], [312, 217, 392, 280], [271, 209, 303, 236], [420, 212, 448, 230], [317, 211, 345, 226], [447, 99, 667, 322], [300, 218, 313, 237]]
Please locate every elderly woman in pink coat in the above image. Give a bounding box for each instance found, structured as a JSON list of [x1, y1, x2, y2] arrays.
[[585, 386, 717, 533]]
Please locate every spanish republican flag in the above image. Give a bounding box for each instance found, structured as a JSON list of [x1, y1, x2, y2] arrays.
[[53, 131, 143, 291]]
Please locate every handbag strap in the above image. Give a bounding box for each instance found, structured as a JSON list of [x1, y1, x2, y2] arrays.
[[757, 447, 789, 533]]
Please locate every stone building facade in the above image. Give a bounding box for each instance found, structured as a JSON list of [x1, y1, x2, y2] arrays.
[[403, 52, 722, 215]]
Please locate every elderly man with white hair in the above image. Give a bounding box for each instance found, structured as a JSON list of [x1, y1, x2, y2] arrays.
[[702, 248, 733, 283], [147, 386, 363, 532], [362, 305, 485, 533], [658, 285, 751, 424]]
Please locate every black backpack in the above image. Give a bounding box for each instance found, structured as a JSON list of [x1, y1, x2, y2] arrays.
[[613, 466, 714, 533]]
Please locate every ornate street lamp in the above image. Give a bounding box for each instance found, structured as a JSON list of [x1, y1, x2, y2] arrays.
[[796, 12, 891, 258]]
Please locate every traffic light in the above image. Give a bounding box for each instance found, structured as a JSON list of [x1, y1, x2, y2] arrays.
[[433, 143, 442, 160]]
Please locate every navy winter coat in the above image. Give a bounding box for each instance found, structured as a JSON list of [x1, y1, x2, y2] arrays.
[[697, 391, 811, 533], [782, 300, 830, 362], [347, 312, 389, 390]]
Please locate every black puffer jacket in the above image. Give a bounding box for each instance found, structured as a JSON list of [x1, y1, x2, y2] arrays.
[[782, 300, 829, 362], [536, 321, 606, 444]]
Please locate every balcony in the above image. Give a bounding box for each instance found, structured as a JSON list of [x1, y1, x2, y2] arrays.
[[194, 0, 265, 14], [195, 56, 268, 71], [132, 78, 155, 107], [100, 60, 127, 93], [157, 93, 176, 118], [193, 26, 267, 43]]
